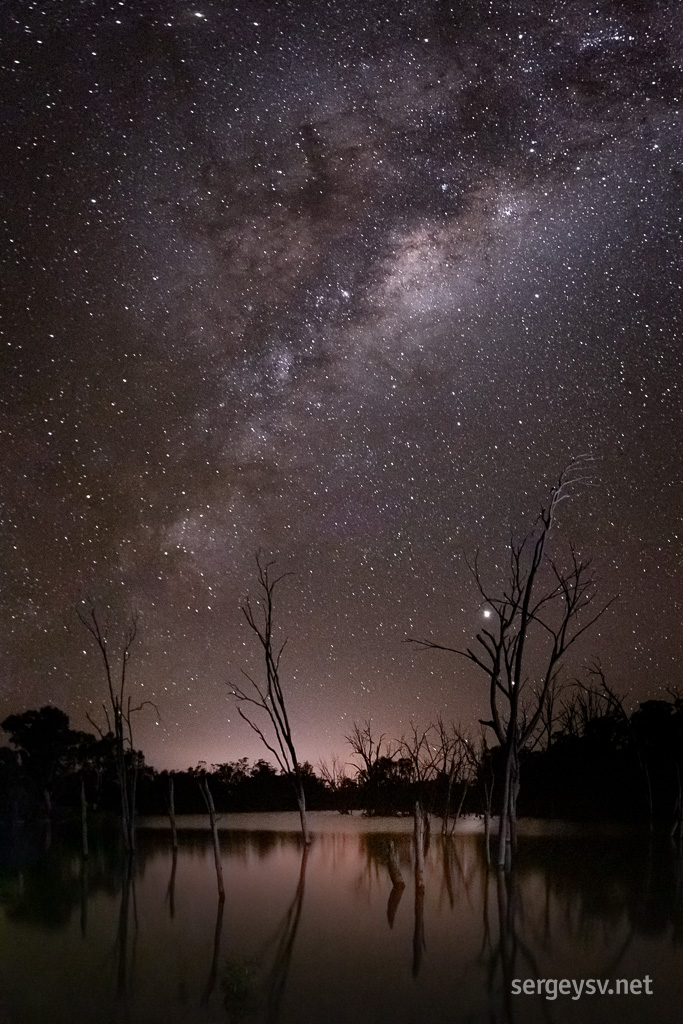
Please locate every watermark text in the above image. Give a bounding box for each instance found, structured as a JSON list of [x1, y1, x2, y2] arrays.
[[511, 977, 653, 1001]]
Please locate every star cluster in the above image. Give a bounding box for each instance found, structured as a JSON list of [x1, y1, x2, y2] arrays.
[[1, 0, 682, 769]]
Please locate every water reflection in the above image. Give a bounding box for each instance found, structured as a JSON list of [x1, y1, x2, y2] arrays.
[[223, 844, 309, 1024], [0, 820, 681, 1023], [167, 847, 178, 919], [202, 896, 225, 1005], [116, 855, 134, 995]]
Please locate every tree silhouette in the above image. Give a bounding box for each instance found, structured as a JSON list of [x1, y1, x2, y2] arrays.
[[409, 460, 614, 868], [77, 599, 157, 852], [1, 706, 77, 819], [232, 554, 311, 844]]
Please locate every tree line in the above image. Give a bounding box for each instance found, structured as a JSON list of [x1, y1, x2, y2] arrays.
[[2, 685, 682, 837], [2, 460, 677, 871]]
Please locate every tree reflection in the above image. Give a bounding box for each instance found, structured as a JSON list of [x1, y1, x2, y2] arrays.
[[412, 866, 426, 977], [386, 838, 406, 928], [166, 847, 177, 919], [223, 843, 309, 1024], [116, 855, 135, 996], [386, 880, 404, 928], [264, 845, 309, 1021], [475, 835, 683, 1023], [479, 868, 546, 1024], [201, 895, 225, 1005], [0, 835, 120, 929]]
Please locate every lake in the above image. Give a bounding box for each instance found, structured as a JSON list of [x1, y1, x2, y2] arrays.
[[0, 812, 681, 1023]]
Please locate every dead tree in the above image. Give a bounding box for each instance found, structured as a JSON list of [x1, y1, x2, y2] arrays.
[[317, 754, 347, 791], [399, 723, 437, 875], [345, 720, 393, 780], [536, 675, 568, 752], [434, 717, 477, 834], [200, 775, 225, 900], [167, 774, 178, 851], [318, 754, 351, 812], [77, 599, 156, 853], [477, 728, 496, 865], [232, 553, 311, 845], [408, 460, 614, 869], [557, 682, 605, 738]]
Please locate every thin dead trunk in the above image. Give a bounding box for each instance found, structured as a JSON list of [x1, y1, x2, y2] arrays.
[[200, 778, 225, 901], [414, 801, 426, 892], [453, 779, 469, 828], [483, 769, 494, 867], [509, 757, 520, 855], [117, 741, 133, 853], [442, 768, 455, 836], [234, 556, 312, 851], [294, 776, 311, 846], [497, 745, 512, 869], [168, 776, 178, 851], [129, 757, 138, 852]]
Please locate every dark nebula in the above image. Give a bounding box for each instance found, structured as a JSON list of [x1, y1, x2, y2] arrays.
[[1, 0, 681, 768]]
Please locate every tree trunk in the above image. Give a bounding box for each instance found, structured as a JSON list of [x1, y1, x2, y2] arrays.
[[483, 773, 494, 867], [129, 758, 138, 853], [453, 780, 469, 829], [201, 778, 225, 900], [484, 808, 491, 867], [168, 776, 178, 851], [294, 776, 311, 846], [497, 747, 512, 869], [442, 769, 455, 836], [414, 801, 425, 892], [508, 748, 520, 856], [117, 742, 132, 853]]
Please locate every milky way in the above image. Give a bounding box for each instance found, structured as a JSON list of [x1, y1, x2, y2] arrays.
[[1, 0, 682, 769]]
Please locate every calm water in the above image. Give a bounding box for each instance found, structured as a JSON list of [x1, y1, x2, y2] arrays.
[[0, 813, 682, 1024]]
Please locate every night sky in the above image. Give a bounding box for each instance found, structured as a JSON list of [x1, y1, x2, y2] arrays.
[[1, 0, 682, 771]]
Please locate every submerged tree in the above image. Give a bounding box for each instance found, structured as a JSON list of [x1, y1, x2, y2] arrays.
[[409, 460, 614, 869], [232, 554, 311, 845], [346, 720, 393, 780], [77, 599, 156, 853]]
